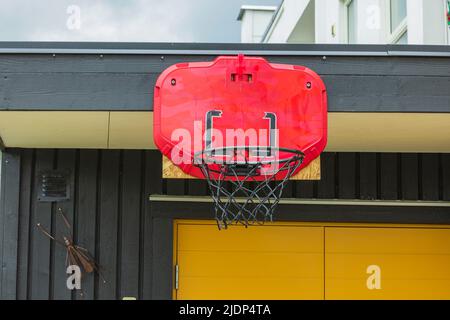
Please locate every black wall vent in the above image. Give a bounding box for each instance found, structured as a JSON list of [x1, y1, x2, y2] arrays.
[[38, 170, 70, 202]]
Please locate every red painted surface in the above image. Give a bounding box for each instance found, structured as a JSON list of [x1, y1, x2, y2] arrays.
[[154, 55, 327, 180]]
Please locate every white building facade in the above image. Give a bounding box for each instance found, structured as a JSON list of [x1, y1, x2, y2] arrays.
[[237, 5, 278, 43], [238, 0, 450, 45]]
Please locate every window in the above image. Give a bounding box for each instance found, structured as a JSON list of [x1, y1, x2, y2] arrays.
[[342, 0, 408, 44], [390, 0, 407, 32], [388, 0, 407, 44], [396, 30, 408, 44], [342, 0, 357, 44], [347, 0, 357, 43]]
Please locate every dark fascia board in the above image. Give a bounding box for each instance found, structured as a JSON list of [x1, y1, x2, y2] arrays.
[[0, 41, 449, 57]]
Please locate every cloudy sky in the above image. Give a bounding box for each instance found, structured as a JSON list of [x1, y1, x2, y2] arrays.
[[0, 0, 280, 42]]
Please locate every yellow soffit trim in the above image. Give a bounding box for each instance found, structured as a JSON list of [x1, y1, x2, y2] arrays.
[[327, 113, 450, 153], [109, 111, 155, 149], [0, 111, 449, 152], [0, 111, 109, 149]]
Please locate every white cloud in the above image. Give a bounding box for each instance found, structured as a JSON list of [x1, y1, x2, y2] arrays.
[[29, 0, 194, 41], [0, 0, 280, 42]]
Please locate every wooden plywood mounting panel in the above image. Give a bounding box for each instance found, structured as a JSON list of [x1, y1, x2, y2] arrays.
[[162, 155, 321, 180]]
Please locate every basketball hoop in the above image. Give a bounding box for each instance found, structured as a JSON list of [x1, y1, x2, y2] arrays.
[[194, 147, 304, 229], [154, 55, 327, 230]]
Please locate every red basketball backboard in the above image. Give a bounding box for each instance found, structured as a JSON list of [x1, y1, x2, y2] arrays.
[[154, 55, 327, 181]]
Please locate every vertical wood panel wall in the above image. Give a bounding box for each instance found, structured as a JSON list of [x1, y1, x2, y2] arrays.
[[0, 148, 449, 299]]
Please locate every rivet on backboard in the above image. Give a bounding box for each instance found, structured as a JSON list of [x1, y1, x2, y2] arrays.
[[306, 82, 312, 89], [171, 78, 176, 86]]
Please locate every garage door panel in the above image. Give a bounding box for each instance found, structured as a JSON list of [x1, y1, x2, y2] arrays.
[[178, 251, 323, 278], [176, 223, 324, 300], [178, 277, 323, 300], [327, 279, 450, 300], [177, 224, 323, 252], [325, 227, 450, 300], [326, 228, 450, 254], [328, 254, 450, 277]]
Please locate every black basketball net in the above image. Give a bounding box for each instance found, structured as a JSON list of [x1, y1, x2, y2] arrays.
[[194, 147, 304, 229]]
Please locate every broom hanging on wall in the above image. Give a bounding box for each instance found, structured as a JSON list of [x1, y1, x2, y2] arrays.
[[36, 208, 106, 287]]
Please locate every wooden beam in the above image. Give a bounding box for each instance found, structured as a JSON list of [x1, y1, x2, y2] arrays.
[[162, 155, 321, 180]]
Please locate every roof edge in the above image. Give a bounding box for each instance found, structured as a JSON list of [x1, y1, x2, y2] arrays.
[[0, 42, 448, 57]]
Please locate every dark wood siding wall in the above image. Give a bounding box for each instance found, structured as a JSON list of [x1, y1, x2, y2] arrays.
[[1, 148, 449, 300]]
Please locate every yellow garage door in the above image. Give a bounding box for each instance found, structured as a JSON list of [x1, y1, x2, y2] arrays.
[[174, 222, 324, 300], [175, 221, 450, 300], [325, 227, 450, 300]]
